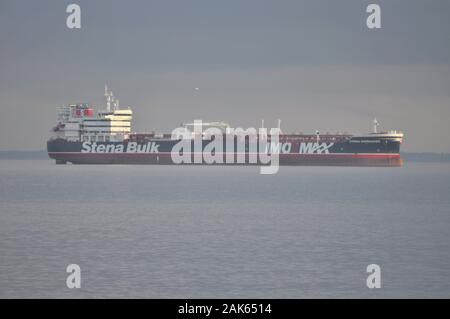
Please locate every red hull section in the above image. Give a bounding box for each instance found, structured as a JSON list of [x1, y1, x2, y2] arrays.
[[48, 152, 403, 167]]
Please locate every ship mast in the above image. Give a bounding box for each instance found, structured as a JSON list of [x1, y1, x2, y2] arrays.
[[105, 84, 111, 112], [373, 118, 379, 133], [105, 84, 119, 112]]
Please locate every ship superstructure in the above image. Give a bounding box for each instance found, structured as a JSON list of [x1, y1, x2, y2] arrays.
[[53, 86, 132, 143]]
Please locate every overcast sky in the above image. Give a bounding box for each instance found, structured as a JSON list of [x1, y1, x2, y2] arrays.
[[0, 0, 449, 151]]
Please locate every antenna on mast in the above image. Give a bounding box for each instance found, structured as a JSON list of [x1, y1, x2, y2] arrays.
[[104, 85, 119, 111], [373, 118, 379, 133], [110, 91, 116, 111], [105, 84, 111, 112]]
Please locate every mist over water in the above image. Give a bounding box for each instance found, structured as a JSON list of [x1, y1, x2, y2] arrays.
[[0, 160, 449, 298]]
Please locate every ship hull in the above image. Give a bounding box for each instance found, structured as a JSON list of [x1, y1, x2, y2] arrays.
[[47, 138, 403, 167]]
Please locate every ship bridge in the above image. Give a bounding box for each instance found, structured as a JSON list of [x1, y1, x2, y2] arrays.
[[52, 86, 133, 143]]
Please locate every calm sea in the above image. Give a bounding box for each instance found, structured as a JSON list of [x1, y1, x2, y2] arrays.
[[0, 159, 449, 298]]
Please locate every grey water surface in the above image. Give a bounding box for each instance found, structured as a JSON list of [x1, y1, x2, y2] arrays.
[[0, 160, 449, 298]]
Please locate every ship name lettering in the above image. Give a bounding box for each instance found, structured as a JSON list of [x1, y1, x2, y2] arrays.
[[299, 142, 334, 154], [82, 142, 124, 153], [264, 142, 292, 154], [126, 142, 160, 153], [82, 141, 161, 153]]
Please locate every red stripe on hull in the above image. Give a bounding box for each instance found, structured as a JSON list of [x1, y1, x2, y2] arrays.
[[48, 152, 403, 167]]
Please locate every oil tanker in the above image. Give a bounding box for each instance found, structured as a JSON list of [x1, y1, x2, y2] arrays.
[[47, 87, 404, 166]]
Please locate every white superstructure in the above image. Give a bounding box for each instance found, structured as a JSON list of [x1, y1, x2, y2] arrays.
[[53, 86, 132, 142]]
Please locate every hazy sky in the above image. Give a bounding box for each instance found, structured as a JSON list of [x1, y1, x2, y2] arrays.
[[0, 0, 449, 151]]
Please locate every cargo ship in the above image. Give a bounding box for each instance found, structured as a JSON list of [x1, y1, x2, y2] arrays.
[[47, 87, 404, 166]]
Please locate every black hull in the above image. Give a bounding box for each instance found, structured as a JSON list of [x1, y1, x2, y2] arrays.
[[47, 137, 402, 167]]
